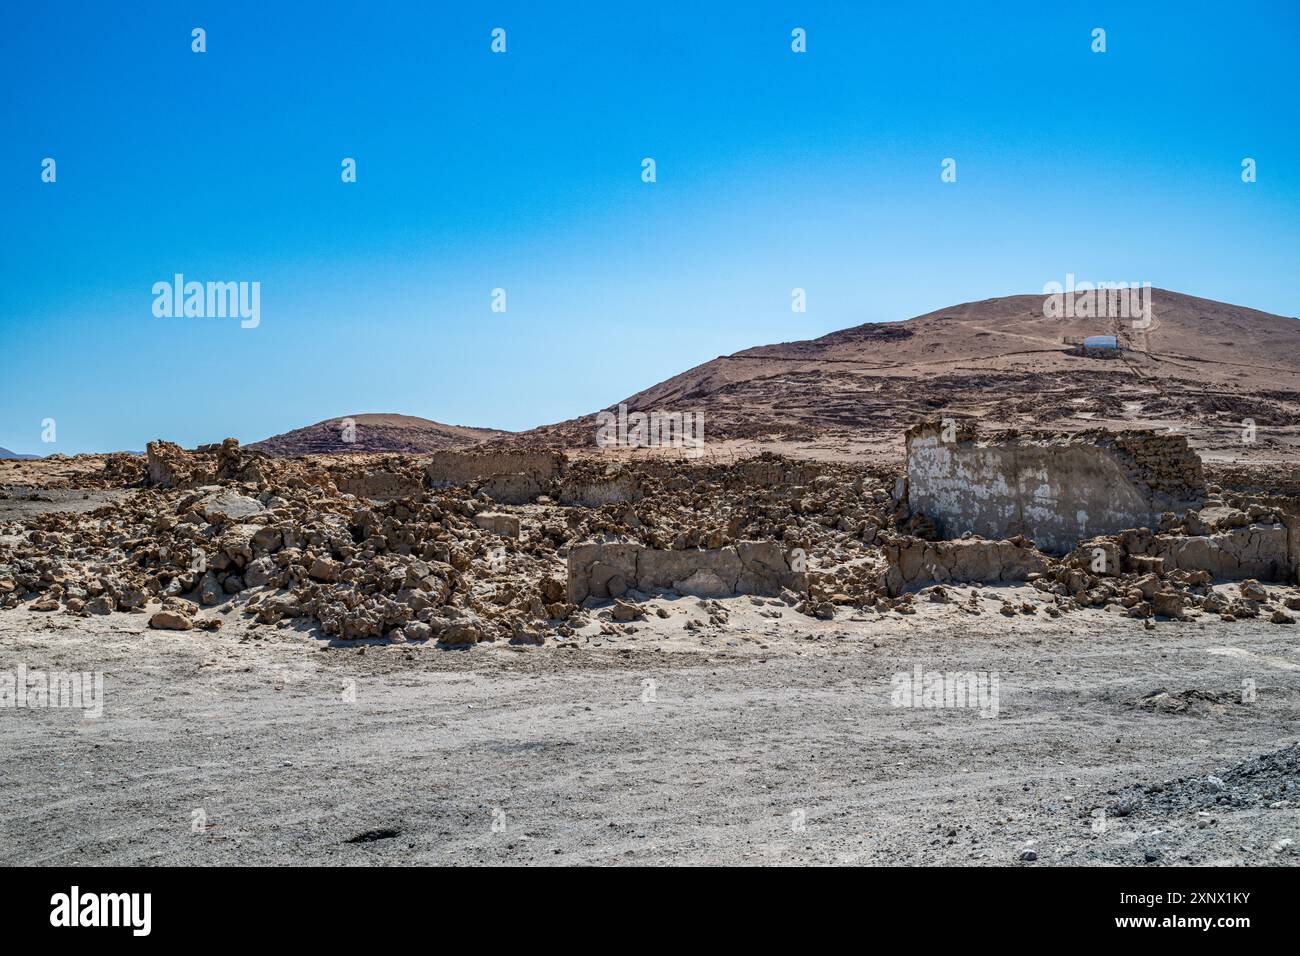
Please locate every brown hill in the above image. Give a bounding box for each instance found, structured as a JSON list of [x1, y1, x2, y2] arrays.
[[250, 414, 507, 457], [511, 289, 1300, 462]]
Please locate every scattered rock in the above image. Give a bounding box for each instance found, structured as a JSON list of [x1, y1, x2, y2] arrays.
[[1240, 579, 1268, 602], [149, 609, 193, 630], [610, 599, 644, 622]]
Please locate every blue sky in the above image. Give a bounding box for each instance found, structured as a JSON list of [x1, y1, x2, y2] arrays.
[[2, 0, 1298, 454]]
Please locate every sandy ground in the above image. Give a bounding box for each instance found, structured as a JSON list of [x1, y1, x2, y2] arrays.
[[2, 587, 1298, 866]]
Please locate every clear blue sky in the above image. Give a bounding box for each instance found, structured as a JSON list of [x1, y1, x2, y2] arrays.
[[2, 0, 1298, 454]]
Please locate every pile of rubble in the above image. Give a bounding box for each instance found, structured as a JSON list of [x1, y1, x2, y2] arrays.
[[3, 430, 1300, 646], [1, 443, 567, 644], [0, 441, 914, 643]]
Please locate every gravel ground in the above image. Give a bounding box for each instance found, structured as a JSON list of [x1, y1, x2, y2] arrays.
[[0, 487, 131, 521], [2, 587, 1298, 866]]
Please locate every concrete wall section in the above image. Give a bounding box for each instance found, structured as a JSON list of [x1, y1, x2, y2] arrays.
[[905, 424, 1204, 555], [568, 541, 806, 604], [424, 451, 563, 488], [423, 451, 564, 504]]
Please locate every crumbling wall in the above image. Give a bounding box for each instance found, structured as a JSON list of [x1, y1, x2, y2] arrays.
[[146, 438, 271, 489], [424, 450, 562, 486], [556, 463, 643, 508], [881, 537, 1052, 595], [331, 469, 424, 501], [558, 476, 642, 507], [1258, 498, 1300, 582], [1152, 527, 1288, 580], [1099, 522, 1291, 582], [1205, 463, 1300, 497], [423, 451, 564, 504], [905, 422, 1204, 555], [732, 458, 826, 487], [568, 540, 805, 603], [147, 441, 216, 489]]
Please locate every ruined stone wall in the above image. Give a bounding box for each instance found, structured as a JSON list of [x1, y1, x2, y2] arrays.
[[884, 520, 1292, 596], [905, 423, 1204, 555], [1107, 432, 1206, 505], [1205, 464, 1300, 497], [557, 474, 642, 508], [550, 460, 644, 507], [424, 450, 563, 486], [147, 441, 217, 489], [568, 540, 805, 603], [331, 469, 424, 501], [1152, 526, 1288, 581], [1102, 521, 1292, 582], [1271, 501, 1300, 582], [881, 537, 1052, 595], [146, 439, 277, 490], [731, 458, 826, 487], [423, 451, 564, 504]]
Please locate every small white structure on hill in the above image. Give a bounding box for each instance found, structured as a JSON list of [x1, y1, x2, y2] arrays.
[[1063, 334, 1122, 353], [1082, 335, 1118, 349]]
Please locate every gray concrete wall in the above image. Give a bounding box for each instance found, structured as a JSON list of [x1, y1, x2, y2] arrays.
[[905, 424, 1204, 555]]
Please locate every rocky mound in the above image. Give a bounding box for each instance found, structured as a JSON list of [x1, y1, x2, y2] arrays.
[[250, 413, 507, 457]]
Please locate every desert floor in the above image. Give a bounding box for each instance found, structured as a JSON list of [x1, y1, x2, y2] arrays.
[[3, 587, 1297, 866]]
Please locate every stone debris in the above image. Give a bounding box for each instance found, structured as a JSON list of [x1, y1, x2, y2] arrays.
[[4, 428, 1300, 647], [149, 608, 193, 630], [1133, 688, 1239, 716], [881, 536, 1051, 595], [1095, 744, 1300, 820]]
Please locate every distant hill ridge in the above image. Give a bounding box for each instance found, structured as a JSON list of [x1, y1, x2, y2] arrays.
[[249, 414, 508, 457], [0, 447, 42, 460], [246, 292, 1300, 462], [506, 289, 1300, 459]]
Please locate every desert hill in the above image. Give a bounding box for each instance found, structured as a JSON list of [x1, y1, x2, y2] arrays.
[[510, 289, 1300, 462], [0, 447, 41, 460], [250, 414, 507, 457]]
